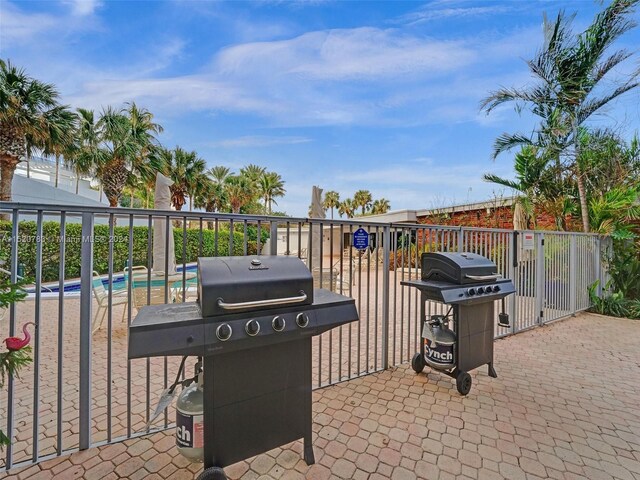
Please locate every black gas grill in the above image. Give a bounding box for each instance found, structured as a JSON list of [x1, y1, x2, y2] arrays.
[[129, 256, 358, 480], [402, 252, 515, 395]]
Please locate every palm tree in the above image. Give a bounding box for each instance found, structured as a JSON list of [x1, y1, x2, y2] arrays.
[[353, 189, 373, 216], [126, 102, 163, 207], [41, 106, 77, 188], [483, 145, 559, 228], [0, 60, 63, 201], [481, 0, 640, 232], [338, 198, 356, 218], [209, 165, 231, 185], [67, 108, 108, 196], [194, 179, 227, 228], [240, 164, 266, 188], [225, 175, 254, 213], [258, 172, 285, 214], [371, 198, 391, 215], [323, 191, 340, 219], [96, 107, 140, 207], [165, 147, 207, 211]]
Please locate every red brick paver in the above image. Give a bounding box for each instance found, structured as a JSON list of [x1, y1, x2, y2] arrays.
[[2, 312, 640, 479]]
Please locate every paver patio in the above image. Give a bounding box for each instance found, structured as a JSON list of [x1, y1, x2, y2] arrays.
[[2, 311, 639, 480]]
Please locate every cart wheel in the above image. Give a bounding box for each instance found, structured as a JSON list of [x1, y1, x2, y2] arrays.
[[456, 371, 472, 396], [196, 467, 227, 480], [411, 352, 426, 373]]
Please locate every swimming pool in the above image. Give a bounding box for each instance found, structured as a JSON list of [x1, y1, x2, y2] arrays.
[[28, 264, 198, 297]]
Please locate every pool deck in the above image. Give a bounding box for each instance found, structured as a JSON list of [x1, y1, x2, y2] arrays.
[[2, 312, 639, 480]]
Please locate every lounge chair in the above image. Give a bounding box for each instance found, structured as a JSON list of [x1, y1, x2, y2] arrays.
[[92, 271, 129, 333], [125, 266, 178, 309]]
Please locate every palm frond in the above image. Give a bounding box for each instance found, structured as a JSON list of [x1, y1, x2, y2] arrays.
[[492, 133, 534, 159]]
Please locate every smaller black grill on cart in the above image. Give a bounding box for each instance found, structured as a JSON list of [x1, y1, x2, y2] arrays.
[[129, 256, 359, 480], [402, 252, 515, 395]]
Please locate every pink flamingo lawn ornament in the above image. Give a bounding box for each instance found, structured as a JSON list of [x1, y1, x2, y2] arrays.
[[4, 322, 35, 351]]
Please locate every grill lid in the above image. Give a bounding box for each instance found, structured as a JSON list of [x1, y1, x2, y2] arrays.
[[421, 252, 499, 285], [197, 256, 313, 317]]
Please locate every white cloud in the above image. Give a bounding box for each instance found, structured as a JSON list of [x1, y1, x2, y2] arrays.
[[399, 5, 512, 26], [212, 136, 313, 148], [215, 27, 475, 81], [62, 0, 103, 16], [0, 3, 57, 41]]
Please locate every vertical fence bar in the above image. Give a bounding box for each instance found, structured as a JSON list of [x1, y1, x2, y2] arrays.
[[31, 211, 43, 462], [79, 212, 94, 450], [535, 233, 545, 325], [56, 212, 66, 454], [5, 209, 19, 469], [507, 232, 517, 334], [270, 222, 278, 256], [595, 237, 603, 296], [108, 214, 116, 441], [381, 226, 390, 369]]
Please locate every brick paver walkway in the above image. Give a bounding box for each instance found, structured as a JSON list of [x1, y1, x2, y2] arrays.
[[2, 312, 640, 480]]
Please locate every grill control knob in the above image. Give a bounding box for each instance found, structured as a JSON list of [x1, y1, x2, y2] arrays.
[[216, 323, 232, 341], [245, 319, 260, 336], [296, 313, 309, 328], [467, 288, 476, 296], [476, 286, 485, 294], [272, 316, 286, 332], [493, 285, 501, 292]]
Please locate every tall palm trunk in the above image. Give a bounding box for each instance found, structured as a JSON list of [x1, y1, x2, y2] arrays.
[[75, 173, 80, 194], [0, 155, 19, 202], [54, 154, 60, 188], [576, 168, 589, 233]]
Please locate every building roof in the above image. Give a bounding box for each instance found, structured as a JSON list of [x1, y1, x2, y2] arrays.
[[417, 196, 516, 216]]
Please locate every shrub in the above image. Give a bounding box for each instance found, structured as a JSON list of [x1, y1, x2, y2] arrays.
[[0, 221, 259, 283], [605, 239, 640, 300]]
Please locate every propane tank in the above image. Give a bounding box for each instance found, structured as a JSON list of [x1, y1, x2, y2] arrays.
[[176, 369, 204, 462], [423, 315, 456, 370]]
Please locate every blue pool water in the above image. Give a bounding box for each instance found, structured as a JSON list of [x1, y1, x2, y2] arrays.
[[31, 264, 198, 295]]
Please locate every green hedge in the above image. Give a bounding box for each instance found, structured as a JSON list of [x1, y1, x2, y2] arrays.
[[0, 221, 259, 282]]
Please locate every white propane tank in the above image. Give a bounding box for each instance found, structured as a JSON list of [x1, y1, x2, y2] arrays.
[[176, 372, 204, 462]]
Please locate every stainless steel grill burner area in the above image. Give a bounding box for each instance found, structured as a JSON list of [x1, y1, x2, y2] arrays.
[[128, 256, 359, 480], [402, 252, 515, 396]]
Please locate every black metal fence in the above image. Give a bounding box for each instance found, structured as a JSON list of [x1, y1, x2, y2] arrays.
[[0, 202, 605, 471]]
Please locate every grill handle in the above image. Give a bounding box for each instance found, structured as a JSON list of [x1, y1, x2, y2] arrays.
[[465, 274, 502, 281], [217, 292, 308, 310]]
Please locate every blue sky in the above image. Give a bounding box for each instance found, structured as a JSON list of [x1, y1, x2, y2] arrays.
[[1, 0, 639, 217]]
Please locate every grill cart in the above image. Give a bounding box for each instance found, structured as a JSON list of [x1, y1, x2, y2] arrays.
[[402, 252, 515, 395], [129, 256, 359, 480]]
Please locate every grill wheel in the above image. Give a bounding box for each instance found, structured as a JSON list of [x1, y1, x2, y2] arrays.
[[456, 371, 472, 396], [411, 352, 426, 373], [197, 467, 227, 480]]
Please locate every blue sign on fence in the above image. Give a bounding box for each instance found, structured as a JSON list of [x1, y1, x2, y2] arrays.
[[353, 228, 369, 251]]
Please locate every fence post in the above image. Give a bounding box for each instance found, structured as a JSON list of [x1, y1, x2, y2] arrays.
[[381, 225, 391, 370], [535, 233, 545, 324], [270, 221, 278, 256], [458, 228, 464, 253], [79, 212, 94, 450], [507, 232, 517, 333], [569, 236, 577, 313]]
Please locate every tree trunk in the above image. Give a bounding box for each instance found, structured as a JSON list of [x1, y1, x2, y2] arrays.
[[0, 155, 19, 202], [330, 207, 334, 220], [75, 171, 80, 194], [576, 169, 590, 233], [55, 154, 60, 188], [26, 156, 30, 178], [130, 191, 134, 208]]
